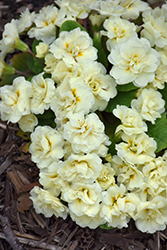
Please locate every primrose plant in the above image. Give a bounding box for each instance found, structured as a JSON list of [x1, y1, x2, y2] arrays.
[[1, 0, 167, 234]]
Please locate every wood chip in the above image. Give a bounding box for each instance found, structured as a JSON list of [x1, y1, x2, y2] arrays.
[[0, 231, 61, 250], [30, 207, 47, 229]]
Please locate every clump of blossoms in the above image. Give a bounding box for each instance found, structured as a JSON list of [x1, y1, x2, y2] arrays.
[[1, 0, 167, 234]]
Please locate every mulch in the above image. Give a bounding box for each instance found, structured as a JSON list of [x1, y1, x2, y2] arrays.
[[0, 0, 167, 249]]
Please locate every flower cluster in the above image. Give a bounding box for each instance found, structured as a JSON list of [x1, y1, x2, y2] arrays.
[[1, 0, 167, 234]]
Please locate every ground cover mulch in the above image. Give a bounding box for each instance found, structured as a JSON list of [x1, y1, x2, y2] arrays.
[[0, 0, 167, 249]]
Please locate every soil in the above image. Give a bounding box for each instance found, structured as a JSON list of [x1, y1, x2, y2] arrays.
[[0, 0, 167, 249]]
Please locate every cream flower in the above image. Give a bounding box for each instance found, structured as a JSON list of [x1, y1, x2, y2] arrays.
[[135, 196, 167, 233], [131, 88, 165, 124], [50, 76, 94, 120], [135, 182, 156, 202], [89, 13, 106, 27], [151, 61, 167, 90], [89, 0, 124, 17], [49, 28, 97, 66], [30, 186, 68, 219], [44, 53, 59, 75], [100, 184, 134, 228], [30, 73, 56, 114], [70, 210, 105, 229], [63, 182, 102, 217], [0, 39, 15, 59], [91, 140, 111, 158], [49, 0, 77, 27], [48, 59, 117, 107], [57, 153, 102, 182], [39, 161, 68, 196], [56, 0, 95, 21], [109, 37, 160, 88], [63, 111, 110, 154], [18, 113, 38, 132], [141, 5, 167, 48], [16, 8, 35, 33], [116, 132, 157, 165], [157, 45, 167, 66], [111, 155, 144, 190], [119, 0, 149, 20], [36, 42, 49, 58], [2, 19, 28, 52], [81, 61, 117, 111], [29, 126, 65, 169], [3, 19, 19, 47], [113, 105, 147, 136], [125, 192, 141, 218], [0, 76, 32, 123], [101, 16, 137, 51], [152, 46, 167, 90], [63, 140, 75, 160], [96, 163, 116, 191], [142, 157, 167, 195], [28, 5, 59, 44], [50, 60, 82, 84]]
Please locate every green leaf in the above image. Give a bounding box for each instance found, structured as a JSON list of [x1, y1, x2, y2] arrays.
[[93, 34, 108, 68], [117, 82, 138, 92], [102, 112, 120, 155], [159, 82, 167, 109], [11, 52, 33, 74], [0, 53, 35, 85], [133, 13, 143, 26], [10, 51, 43, 77], [147, 114, 167, 153], [108, 137, 117, 155], [36, 109, 56, 128], [43, 73, 51, 79], [32, 39, 41, 55], [99, 223, 114, 230], [59, 20, 87, 34], [0, 74, 17, 86], [27, 76, 34, 82], [26, 54, 44, 75], [105, 89, 138, 113]]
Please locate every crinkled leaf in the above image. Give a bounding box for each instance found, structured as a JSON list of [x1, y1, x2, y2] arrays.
[[147, 114, 167, 153], [59, 20, 87, 34], [99, 223, 114, 230], [159, 82, 167, 109], [105, 89, 137, 113], [93, 35, 108, 68], [18, 193, 33, 214], [36, 109, 56, 128], [117, 82, 138, 92], [16, 130, 31, 140]]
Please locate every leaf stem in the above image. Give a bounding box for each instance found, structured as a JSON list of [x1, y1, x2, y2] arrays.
[[27, 48, 45, 67], [15, 70, 31, 78]]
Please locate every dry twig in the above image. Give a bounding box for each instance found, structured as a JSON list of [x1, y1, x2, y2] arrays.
[[0, 215, 25, 250], [0, 231, 62, 250]]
